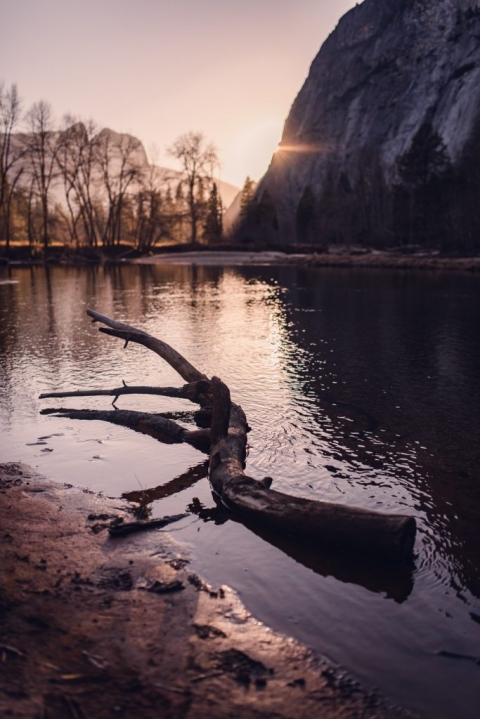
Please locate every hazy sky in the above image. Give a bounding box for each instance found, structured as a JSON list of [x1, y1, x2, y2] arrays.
[[2, 0, 356, 187]]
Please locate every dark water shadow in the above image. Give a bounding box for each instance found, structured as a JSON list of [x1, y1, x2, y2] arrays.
[[122, 461, 209, 504], [188, 497, 415, 604], [122, 459, 414, 604]]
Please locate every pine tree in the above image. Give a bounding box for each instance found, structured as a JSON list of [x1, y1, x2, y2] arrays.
[[203, 182, 223, 244], [396, 122, 452, 245], [397, 122, 451, 190], [240, 176, 255, 220], [295, 185, 318, 243]]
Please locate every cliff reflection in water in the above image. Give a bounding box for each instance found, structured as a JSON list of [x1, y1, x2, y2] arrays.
[[258, 266, 480, 601]]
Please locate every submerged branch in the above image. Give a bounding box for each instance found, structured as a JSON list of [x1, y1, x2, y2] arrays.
[[40, 407, 210, 453]]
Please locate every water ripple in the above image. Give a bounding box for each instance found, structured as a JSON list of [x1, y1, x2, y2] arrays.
[[1, 265, 479, 719]]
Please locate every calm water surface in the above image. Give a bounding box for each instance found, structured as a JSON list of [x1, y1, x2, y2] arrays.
[[0, 264, 479, 718]]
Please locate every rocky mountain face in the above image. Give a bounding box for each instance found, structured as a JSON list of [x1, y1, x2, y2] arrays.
[[253, 0, 480, 248]]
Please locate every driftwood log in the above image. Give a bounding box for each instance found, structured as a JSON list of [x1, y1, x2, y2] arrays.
[[40, 309, 416, 563]]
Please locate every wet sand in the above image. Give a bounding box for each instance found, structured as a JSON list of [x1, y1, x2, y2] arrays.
[[134, 251, 294, 266], [0, 462, 414, 719], [133, 250, 480, 272]]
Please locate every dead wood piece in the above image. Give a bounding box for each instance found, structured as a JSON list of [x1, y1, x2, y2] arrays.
[[209, 376, 231, 443], [87, 309, 207, 383], [208, 378, 416, 564], [221, 477, 416, 564], [193, 408, 214, 428], [108, 513, 188, 537], [145, 580, 185, 594], [39, 311, 417, 564], [40, 407, 211, 452], [39, 381, 206, 405]]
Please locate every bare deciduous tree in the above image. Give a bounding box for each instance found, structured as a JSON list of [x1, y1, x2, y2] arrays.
[[95, 130, 142, 246], [25, 101, 60, 252], [132, 159, 174, 251], [168, 132, 218, 244], [56, 117, 99, 247], [0, 82, 24, 248]]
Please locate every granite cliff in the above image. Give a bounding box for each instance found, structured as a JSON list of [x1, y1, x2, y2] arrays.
[[250, 0, 480, 248]]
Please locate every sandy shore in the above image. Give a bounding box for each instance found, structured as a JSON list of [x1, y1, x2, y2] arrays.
[[132, 249, 480, 272], [134, 251, 294, 266], [0, 462, 415, 719]]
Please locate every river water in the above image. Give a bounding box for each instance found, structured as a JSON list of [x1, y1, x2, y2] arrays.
[[0, 263, 479, 718]]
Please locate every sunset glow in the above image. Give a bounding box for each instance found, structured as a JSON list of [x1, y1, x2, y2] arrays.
[[275, 142, 326, 154], [1, 1, 479, 717], [225, 116, 284, 182], [2, 0, 357, 188]]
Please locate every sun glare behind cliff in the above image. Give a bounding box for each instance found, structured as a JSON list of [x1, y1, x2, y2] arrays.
[[225, 116, 284, 183]]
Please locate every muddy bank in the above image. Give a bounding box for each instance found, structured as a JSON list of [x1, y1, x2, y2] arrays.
[[2, 245, 480, 272], [0, 462, 415, 719], [301, 252, 480, 273], [133, 249, 480, 272], [134, 250, 292, 266]]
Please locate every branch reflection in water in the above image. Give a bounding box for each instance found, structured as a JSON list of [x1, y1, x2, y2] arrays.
[[123, 459, 414, 604]]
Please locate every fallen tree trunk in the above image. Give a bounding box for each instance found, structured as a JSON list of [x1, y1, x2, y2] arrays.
[[208, 379, 416, 563], [40, 309, 416, 564]]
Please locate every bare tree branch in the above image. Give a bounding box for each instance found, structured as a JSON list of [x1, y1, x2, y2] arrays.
[[39, 310, 417, 563], [39, 381, 205, 405], [167, 131, 218, 244], [40, 407, 210, 453], [87, 309, 207, 384]]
